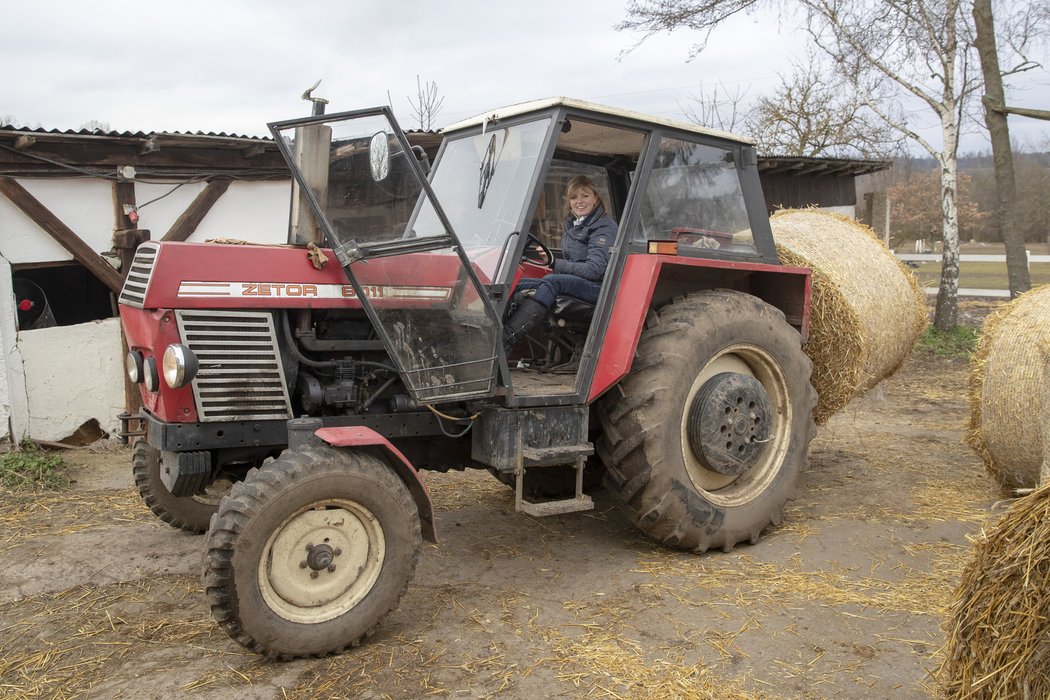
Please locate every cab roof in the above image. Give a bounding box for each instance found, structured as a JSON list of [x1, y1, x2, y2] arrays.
[[441, 96, 755, 146]]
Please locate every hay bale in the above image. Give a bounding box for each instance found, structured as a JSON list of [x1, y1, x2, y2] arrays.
[[1042, 345, 1050, 486], [769, 210, 927, 423], [966, 285, 1050, 490], [938, 484, 1050, 699]]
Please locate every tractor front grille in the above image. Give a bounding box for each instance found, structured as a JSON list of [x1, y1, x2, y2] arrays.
[[118, 242, 160, 308], [175, 310, 293, 421]]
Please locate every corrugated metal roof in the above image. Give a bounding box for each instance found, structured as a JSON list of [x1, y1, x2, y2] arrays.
[[0, 124, 271, 141]]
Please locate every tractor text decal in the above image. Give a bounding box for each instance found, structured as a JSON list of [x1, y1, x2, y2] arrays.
[[177, 281, 451, 300]]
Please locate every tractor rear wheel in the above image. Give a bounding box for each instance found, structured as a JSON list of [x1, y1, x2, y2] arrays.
[[597, 290, 816, 552], [204, 444, 421, 658], [132, 441, 224, 534]]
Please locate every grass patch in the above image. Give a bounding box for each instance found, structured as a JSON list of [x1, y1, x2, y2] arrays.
[[912, 261, 1050, 290], [0, 440, 69, 491], [916, 325, 980, 360]]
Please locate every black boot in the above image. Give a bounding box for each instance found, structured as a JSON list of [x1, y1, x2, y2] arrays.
[[502, 298, 547, 357]]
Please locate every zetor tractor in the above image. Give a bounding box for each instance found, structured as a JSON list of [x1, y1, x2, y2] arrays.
[[119, 98, 816, 658]]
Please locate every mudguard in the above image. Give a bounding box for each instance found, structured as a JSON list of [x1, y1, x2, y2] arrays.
[[314, 426, 438, 543]]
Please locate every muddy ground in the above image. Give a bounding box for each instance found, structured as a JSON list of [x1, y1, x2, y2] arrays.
[[0, 328, 1008, 699]]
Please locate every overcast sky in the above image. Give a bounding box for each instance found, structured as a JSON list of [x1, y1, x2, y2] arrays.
[[3, 0, 1048, 154]]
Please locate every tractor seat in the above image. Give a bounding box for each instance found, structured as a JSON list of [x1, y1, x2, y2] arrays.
[[550, 295, 595, 327]]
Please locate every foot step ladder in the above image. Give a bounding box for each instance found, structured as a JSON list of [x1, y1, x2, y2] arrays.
[[514, 439, 594, 517]]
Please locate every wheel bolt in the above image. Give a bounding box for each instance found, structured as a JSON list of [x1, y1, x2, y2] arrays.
[[333, 548, 342, 556], [306, 543, 314, 551], [328, 564, 337, 572], [310, 571, 319, 579], [299, 561, 308, 569]]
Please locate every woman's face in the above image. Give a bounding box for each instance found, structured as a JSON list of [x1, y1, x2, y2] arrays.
[[569, 187, 599, 219]]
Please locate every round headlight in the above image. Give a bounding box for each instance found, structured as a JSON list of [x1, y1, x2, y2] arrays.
[[162, 344, 198, 389], [126, 351, 144, 383], [143, 357, 160, 393]]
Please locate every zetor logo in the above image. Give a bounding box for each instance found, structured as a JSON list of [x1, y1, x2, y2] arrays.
[[176, 281, 450, 300], [240, 283, 378, 298]]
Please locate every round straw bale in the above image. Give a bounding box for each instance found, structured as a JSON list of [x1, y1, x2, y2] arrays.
[[938, 484, 1050, 699], [966, 285, 1050, 490], [769, 210, 927, 423]]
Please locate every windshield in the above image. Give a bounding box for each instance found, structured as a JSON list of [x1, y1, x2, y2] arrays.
[[274, 114, 439, 251], [415, 118, 552, 281], [271, 109, 504, 404]]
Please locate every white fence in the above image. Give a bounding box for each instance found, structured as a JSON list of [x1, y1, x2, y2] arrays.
[[895, 252, 1050, 298]]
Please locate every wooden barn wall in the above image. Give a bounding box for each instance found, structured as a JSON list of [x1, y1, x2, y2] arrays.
[[760, 172, 857, 211]]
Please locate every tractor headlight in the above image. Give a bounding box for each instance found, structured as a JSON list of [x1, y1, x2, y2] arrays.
[[143, 357, 160, 393], [126, 351, 145, 383], [162, 344, 198, 389]]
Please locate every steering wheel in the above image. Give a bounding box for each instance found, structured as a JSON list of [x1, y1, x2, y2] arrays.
[[522, 233, 555, 268]]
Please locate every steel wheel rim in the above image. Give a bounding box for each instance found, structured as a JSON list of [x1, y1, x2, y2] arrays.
[[258, 499, 386, 624], [680, 344, 792, 507]]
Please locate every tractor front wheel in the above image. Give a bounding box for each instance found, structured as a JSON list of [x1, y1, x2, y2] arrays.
[[598, 290, 816, 553], [204, 444, 421, 658], [132, 441, 224, 534]]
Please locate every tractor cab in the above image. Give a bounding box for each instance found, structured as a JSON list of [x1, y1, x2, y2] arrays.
[[272, 98, 781, 408]]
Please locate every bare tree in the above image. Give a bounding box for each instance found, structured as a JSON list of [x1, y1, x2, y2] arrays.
[[407, 75, 445, 131], [79, 119, 112, 133], [972, 0, 1049, 298], [679, 80, 751, 133], [744, 58, 903, 158], [621, 0, 979, 330]]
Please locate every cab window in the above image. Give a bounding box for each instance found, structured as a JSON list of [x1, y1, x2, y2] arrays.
[[636, 136, 757, 256]]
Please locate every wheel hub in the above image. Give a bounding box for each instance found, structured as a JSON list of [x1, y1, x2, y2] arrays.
[[304, 542, 340, 572], [263, 504, 384, 618], [687, 372, 772, 476]]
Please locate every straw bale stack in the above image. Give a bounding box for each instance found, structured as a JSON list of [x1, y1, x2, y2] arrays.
[[769, 210, 927, 423], [966, 285, 1050, 490], [939, 484, 1050, 699]]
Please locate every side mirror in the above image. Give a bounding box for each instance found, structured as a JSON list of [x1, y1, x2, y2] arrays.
[[369, 131, 390, 181]]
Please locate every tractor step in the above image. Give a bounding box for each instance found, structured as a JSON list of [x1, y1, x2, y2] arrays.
[[514, 448, 594, 517], [516, 493, 594, 517], [521, 443, 593, 467]]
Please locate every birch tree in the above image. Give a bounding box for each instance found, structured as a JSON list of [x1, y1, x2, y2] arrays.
[[620, 0, 977, 330]]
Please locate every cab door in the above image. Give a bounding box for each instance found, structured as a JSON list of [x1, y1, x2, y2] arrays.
[[270, 107, 501, 405]]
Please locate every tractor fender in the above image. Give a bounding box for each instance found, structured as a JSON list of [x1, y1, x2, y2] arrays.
[[314, 426, 437, 543]]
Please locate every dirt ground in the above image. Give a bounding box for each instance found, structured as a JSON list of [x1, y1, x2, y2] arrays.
[[0, 325, 1008, 699]]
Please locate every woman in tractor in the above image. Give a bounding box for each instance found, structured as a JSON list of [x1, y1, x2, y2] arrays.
[[502, 175, 618, 356]]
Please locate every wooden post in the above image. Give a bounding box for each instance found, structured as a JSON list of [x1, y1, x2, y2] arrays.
[[0, 177, 123, 293], [114, 179, 138, 232], [113, 229, 151, 280], [290, 125, 331, 245], [114, 229, 151, 422]]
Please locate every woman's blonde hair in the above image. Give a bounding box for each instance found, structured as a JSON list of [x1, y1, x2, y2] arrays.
[[564, 175, 603, 215]]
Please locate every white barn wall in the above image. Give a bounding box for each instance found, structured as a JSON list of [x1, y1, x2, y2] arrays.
[[17, 319, 125, 442], [0, 176, 292, 443], [0, 178, 118, 264], [135, 180, 290, 244], [0, 255, 29, 443]]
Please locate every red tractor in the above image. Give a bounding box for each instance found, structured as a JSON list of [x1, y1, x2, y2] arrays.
[[119, 98, 815, 658]]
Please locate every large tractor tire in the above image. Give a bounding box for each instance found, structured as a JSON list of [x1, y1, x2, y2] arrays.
[[132, 441, 223, 534], [597, 290, 817, 553], [204, 444, 421, 658]]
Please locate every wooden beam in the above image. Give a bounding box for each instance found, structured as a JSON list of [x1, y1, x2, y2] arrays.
[[0, 177, 124, 293], [242, 144, 266, 158], [162, 178, 232, 241]]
